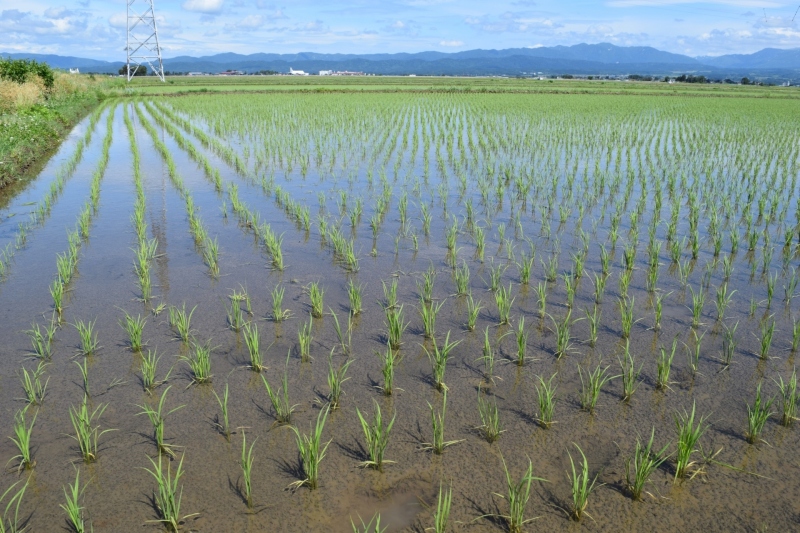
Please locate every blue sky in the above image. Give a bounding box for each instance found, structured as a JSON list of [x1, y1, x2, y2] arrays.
[[1, 0, 799, 60]]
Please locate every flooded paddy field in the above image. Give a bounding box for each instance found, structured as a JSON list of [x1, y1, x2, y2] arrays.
[[0, 92, 799, 532]]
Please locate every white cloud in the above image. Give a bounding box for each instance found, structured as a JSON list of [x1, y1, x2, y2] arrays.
[[182, 0, 225, 14], [108, 12, 126, 28], [439, 39, 463, 46]]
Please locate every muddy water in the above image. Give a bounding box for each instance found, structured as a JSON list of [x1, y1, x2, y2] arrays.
[[0, 97, 798, 533]]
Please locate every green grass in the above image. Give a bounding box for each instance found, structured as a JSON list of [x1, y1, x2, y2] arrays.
[[289, 405, 331, 490], [356, 400, 396, 472]]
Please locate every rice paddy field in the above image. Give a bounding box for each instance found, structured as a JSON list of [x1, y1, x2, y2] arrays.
[[1, 87, 800, 532]]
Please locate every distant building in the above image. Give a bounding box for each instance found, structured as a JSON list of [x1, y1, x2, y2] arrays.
[[331, 71, 364, 76], [319, 70, 332, 76]]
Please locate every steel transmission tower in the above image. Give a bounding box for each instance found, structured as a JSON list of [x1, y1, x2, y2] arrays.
[[126, 0, 165, 82]]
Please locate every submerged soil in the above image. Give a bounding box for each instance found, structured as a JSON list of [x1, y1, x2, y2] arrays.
[[0, 95, 798, 532]]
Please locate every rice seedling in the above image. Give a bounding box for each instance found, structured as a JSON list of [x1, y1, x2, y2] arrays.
[[347, 279, 364, 315], [550, 310, 575, 359], [143, 453, 197, 531], [542, 254, 559, 282], [568, 444, 600, 521], [534, 281, 547, 317], [355, 400, 395, 471], [8, 407, 36, 471], [168, 303, 196, 342], [56, 252, 73, 284], [226, 299, 245, 332], [69, 394, 114, 463], [418, 265, 437, 303], [495, 282, 515, 325], [326, 349, 354, 410], [512, 316, 528, 366], [688, 286, 705, 328], [618, 269, 632, 298], [351, 514, 387, 533], [486, 261, 506, 291], [749, 297, 758, 316], [759, 317, 775, 360], [419, 298, 445, 339], [212, 383, 232, 441], [241, 322, 265, 373], [599, 244, 611, 274], [582, 306, 600, 347], [239, 430, 257, 509], [766, 271, 777, 308], [714, 283, 736, 322], [625, 428, 671, 501], [535, 372, 558, 428], [466, 293, 483, 331], [120, 311, 146, 352], [424, 331, 461, 392], [483, 456, 546, 533], [0, 479, 27, 533], [289, 405, 331, 490], [25, 321, 54, 360], [270, 285, 291, 322], [422, 390, 462, 454], [181, 340, 213, 385], [745, 382, 775, 444], [75, 358, 90, 397], [429, 482, 452, 533], [578, 362, 616, 414], [385, 304, 409, 350], [618, 339, 642, 402], [74, 319, 99, 356], [136, 386, 185, 457], [453, 260, 470, 296], [792, 317, 800, 353], [50, 279, 64, 317], [656, 337, 678, 390], [721, 321, 738, 367], [381, 278, 398, 310], [686, 329, 705, 377], [774, 368, 798, 427], [261, 354, 296, 424], [140, 349, 171, 395], [563, 274, 576, 308], [298, 315, 313, 362], [673, 402, 709, 481], [307, 282, 325, 318], [618, 296, 638, 338], [60, 468, 89, 533], [18, 361, 49, 406], [476, 389, 503, 443]]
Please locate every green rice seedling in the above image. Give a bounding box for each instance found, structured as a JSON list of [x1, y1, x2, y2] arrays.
[[75, 359, 90, 397], [8, 407, 36, 471], [775, 369, 798, 427], [584, 306, 600, 347], [785, 267, 798, 305], [517, 254, 534, 285], [422, 390, 462, 454], [212, 383, 231, 441], [653, 290, 670, 332], [385, 305, 409, 350], [445, 219, 458, 252], [486, 261, 506, 292], [476, 389, 503, 443], [351, 514, 386, 533], [270, 285, 290, 322], [592, 272, 606, 304], [50, 280, 64, 317], [688, 286, 705, 328], [759, 318, 775, 360], [618, 269, 632, 298], [140, 350, 171, 394], [618, 296, 638, 338], [495, 282, 515, 325], [578, 363, 616, 414], [550, 310, 574, 359], [376, 341, 396, 396], [242, 322, 265, 373], [120, 312, 146, 352], [326, 349, 354, 410], [297, 315, 313, 362], [746, 382, 775, 444], [289, 405, 331, 490], [599, 245, 611, 275], [625, 428, 671, 501], [60, 468, 89, 533], [381, 278, 398, 310], [307, 282, 324, 318], [568, 444, 600, 521], [673, 402, 709, 481], [514, 317, 528, 366], [483, 456, 546, 533], [618, 339, 642, 402], [181, 340, 213, 385], [535, 281, 547, 317], [0, 479, 27, 533], [466, 293, 483, 331], [714, 284, 735, 322], [239, 430, 256, 508], [430, 482, 452, 533], [356, 400, 396, 471], [69, 394, 114, 463], [203, 237, 220, 275], [261, 354, 296, 424], [136, 386, 185, 457], [656, 337, 678, 390], [622, 242, 636, 271], [563, 274, 576, 308], [18, 361, 49, 405], [25, 322, 53, 360], [749, 297, 758, 316], [535, 373, 558, 428], [348, 279, 364, 315], [453, 261, 470, 296], [424, 331, 461, 392], [793, 318, 800, 353], [542, 254, 559, 282], [227, 300, 244, 332], [56, 252, 73, 284], [143, 453, 197, 531], [677, 259, 691, 287], [168, 303, 196, 342], [766, 271, 777, 308], [418, 266, 436, 303], [74, 319, 99, 356], [419, 299, 445, 339], [721, 321, 738, 367]]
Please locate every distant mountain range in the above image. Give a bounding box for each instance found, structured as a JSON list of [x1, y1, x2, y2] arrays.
[[3, 43, 800, 82]]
